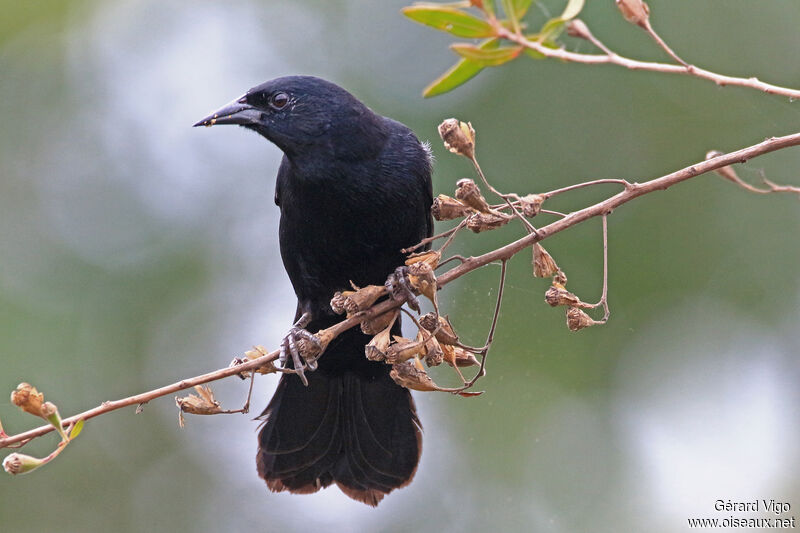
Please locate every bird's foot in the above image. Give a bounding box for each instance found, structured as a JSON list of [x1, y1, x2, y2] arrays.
[[385, 266, 421, 313], [280, 312, 322, 387]]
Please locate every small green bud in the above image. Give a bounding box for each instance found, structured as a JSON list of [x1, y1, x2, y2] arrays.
[[3, 453, 44, 475]]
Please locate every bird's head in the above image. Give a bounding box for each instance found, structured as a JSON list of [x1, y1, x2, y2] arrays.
[[194, 76, 384, 159]]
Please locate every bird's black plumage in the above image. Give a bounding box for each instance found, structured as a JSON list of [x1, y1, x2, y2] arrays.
[[196, 76, 433, 505]]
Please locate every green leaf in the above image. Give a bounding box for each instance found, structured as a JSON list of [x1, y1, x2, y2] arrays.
[[538, 18, 566, 42], [501, 0, 533, 21], [423, 38, 500, 97], [402, 5, 495, 38], [531, 0, 584, 47], [450, 43, 523, 66], [68, 419, 84, 441], [561, 0, 585, 20]]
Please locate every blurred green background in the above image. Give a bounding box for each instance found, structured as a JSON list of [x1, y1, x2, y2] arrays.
[[1, 1, 798, 532]]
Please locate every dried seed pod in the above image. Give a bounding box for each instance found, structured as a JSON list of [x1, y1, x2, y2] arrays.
[[330, 291, 353, 315], [450, 346, 480, 367], [361, 309, 398, 336], [615, 0, 650, 28], [385, 336, 425, 364], [175, 385, 222, 416], [343, 284, 385, 315], [416, 331, 444, 367], [407, 261, 437, 302], [442, 344, 480, 368], [532, 243, 559, 278], [455, 179, 492, 213], [519, 194, 544, 217], [554, 270, 568, 285], [432, 194, 473, 220], [466, 212, 510, 233], [176, 385, 224, 427], [365, 323, 393, 361], [566, 307, 598, 331], [419, 313, 460, 345], [406, 250, 441, 270], [438, 118, 476, 159], [545, 284, 581, 307], [243, 345, 279, 374], [390, 359, 439, 392], [296, 327, 336, 361], [11, 383, 45, 418]]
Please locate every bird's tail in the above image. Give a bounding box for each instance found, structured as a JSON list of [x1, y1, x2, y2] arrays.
[[256, 360, 422, 506]]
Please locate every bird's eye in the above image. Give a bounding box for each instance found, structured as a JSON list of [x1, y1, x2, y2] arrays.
[[270, 92, 289, 110]]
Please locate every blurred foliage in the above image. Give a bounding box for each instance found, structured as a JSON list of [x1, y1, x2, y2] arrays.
[[0, 1, 799, 532]]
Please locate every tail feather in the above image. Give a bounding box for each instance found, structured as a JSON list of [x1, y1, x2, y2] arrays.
[[256, 363, 421, 506]]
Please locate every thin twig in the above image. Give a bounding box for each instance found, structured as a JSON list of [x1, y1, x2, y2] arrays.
[[706, 151, 800, 198], [471, 157, 538, 234], [542, 179, 633, 199], [3, 131, 800, 450], [495, 25, 800, 100], [643, 21, 688, 67], [458, 258, 508, 390], [403, 223, 463, 253], [585, 214, 610, 322], [437, 218, 468, 253]]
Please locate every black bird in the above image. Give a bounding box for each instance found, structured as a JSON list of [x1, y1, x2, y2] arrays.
[[195, 76, 433, 506]]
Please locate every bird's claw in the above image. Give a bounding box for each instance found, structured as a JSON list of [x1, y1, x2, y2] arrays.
[[279, 313, 322, 387], [385, 266, 420, 313]]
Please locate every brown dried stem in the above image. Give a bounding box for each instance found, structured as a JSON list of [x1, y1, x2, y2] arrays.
[[585, 214, 610, 322], [3, 131, 800, 450]]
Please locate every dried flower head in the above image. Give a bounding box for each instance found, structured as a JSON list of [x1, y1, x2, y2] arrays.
[[175, 385, 225, 427], [297, 328, 334, 361], [532, 243, 559, 278], [455, 179, 492, 213], [330, 291, 353, 315], [343, 284, 385, 316], [406, 250, 441, 270], [615, 0, 650, 28], [545, 284, 581, 307], [419, 313, 460, 345], [438, 118, 476, 159], [390, 359, 439, 392], [519, 194, 544, 217], [11, 383, 45, 418], [566, 307, 599, 331], [432, 194, 473, 221], [361, 309, 398, 336], [242, 345, 279, 375], [416, 331, 444, 367], [365, 323, 393, 361], [407, 261, 437, 302], [466, 212, 510, 233], [442, 344, 480, 368], [385, 336, 425, 365]]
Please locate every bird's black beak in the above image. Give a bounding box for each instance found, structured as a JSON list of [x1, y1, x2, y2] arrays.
[[193, 95, 262, 128]]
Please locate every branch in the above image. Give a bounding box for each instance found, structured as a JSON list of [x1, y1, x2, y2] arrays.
[[495, 24, 800, 100], [2, 131, 799, 450]]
